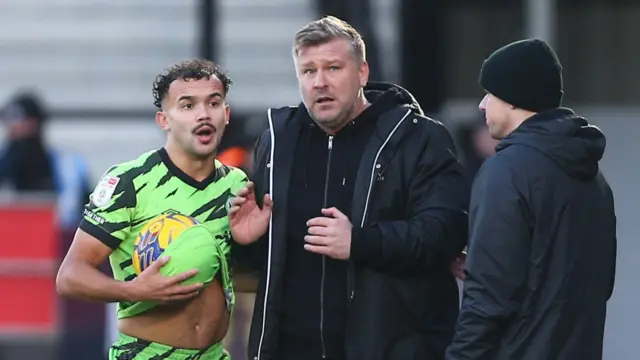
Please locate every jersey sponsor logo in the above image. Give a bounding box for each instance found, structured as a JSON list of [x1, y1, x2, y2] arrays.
[[91, 175, 120, 207], [83, 208, 106, 224]]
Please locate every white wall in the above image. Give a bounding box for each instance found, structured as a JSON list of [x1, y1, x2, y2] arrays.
[[0, 0, 198, 110], [582, 108, 640, 360]]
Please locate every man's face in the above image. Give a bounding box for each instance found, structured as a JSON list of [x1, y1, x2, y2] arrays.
[[156, 76, 230, 159], [294, 38, 368, 131], [479, 93, 512, 140], [5, 119, 37, 140]]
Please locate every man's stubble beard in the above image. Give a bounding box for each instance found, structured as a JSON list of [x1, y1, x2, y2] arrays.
[[310, 103, 357, 133]]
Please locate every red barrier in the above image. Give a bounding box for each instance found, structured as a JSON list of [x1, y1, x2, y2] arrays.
[[0, 203, 57, 335]]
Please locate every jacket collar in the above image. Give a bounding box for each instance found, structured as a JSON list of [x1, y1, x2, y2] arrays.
[[266, 105, 415, 223]]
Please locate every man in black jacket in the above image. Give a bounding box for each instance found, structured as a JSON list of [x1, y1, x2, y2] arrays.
[[229, 16, 469, 360], [445, 39, 617, 360]]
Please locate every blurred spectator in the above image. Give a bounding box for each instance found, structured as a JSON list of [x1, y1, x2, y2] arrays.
[[0, 91, 92, 228], [0, 92, 56, 192], [0, 91, 105, 360], [451, 115, 499, 280], [455, 114, 499, 187]]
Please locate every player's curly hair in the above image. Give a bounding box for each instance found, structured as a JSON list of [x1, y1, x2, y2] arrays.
[[152, 59, 232, 109]]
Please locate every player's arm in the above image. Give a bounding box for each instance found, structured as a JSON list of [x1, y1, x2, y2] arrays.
[[56, 171, 202, 303], [56, 229, 136, 302], [56, 171, 137, 302], [57, 230, 200, 302]]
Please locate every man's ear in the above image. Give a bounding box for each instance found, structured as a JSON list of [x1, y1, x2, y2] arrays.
[[155, 111, 170, 130], [359, 60, 370, 87]]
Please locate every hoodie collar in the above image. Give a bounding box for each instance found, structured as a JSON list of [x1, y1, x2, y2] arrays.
[[497, 108, 606, 180], [364, 81, 424, 116]]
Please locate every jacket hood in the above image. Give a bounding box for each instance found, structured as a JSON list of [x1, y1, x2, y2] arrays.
[[497, 108, 606, 180], [364, 81, 424, 116]]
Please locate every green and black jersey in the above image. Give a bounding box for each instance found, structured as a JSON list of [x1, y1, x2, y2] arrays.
[[79, 148, 247, 318]]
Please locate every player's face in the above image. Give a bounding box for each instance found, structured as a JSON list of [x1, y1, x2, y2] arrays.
[[156, 76, 230, 159], [295, 38, 368, 131], [479, 93, 512, 140]]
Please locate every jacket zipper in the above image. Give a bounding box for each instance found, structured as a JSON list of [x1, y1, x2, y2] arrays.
[[256, 109, 411, 360], [320, 134, 333, 359]]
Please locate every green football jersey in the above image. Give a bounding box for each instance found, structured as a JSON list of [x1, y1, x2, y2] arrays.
[[79, 148, 248, 319]]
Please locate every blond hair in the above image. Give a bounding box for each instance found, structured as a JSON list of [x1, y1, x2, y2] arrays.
[[292, 16, 366, 63]]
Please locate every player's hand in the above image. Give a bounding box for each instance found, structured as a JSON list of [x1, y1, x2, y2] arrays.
[[451, 252, 467, 280], [127, 256, 202, 303], [305, 207, 353, 260], [229, 181, 272, 245]]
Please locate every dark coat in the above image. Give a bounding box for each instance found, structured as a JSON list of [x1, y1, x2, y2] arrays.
[[446, 108, 617, 360], [236, 82, 469, 360]]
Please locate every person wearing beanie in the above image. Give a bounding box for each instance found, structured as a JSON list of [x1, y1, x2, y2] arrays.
[[478, 38, 564, 139], [445, 39, 617, 360]]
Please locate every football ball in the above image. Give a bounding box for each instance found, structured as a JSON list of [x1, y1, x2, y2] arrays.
[[132, 212, 199, 274]]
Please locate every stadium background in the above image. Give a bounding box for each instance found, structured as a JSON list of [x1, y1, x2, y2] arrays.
[[0, 0, 637, 359]]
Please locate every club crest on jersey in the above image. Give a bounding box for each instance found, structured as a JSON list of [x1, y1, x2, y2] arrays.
[[225, 194, 234, 214], [91, 175, 120, 207]]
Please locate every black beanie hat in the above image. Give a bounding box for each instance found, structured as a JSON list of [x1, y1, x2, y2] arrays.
[[479, 38, 563, 112]]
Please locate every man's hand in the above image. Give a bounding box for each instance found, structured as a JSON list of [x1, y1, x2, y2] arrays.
[[127, 256, 202, 303], [229, 181, 273, 245], [305, 207, 353, 260], [451, 252, 467, 280]]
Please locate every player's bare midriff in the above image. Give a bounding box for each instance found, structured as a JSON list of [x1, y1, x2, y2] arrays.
[[119, 279, 230, 350]]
